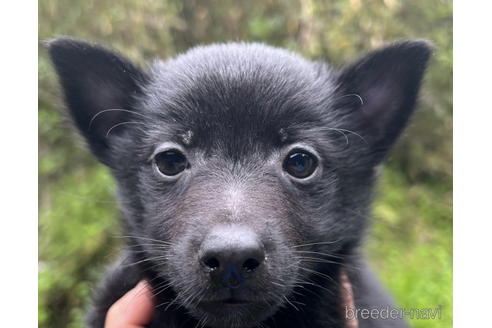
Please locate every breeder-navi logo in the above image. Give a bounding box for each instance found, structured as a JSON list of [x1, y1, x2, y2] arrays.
[[345, 305, 442, 320]]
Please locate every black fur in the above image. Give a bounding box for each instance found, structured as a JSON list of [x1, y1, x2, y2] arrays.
[[48, 37, 431, 328]]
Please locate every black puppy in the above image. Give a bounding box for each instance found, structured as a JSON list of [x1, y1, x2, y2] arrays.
[[48, 37, 431, 328]]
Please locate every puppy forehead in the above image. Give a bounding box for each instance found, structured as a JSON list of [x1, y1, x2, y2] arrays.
[[142, 43, 335, 149]]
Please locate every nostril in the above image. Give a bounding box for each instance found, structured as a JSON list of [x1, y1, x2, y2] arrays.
[[203, 257, 220, 271], [242, 258, 261, 272]]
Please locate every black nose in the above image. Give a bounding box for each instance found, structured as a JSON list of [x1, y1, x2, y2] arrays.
[[199, 225, 265, 288]]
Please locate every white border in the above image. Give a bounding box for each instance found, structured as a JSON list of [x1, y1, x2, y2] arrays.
[[454, 0, 492, 326], [0, 1, 38, 326]]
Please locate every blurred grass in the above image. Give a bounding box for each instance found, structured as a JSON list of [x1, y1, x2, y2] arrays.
[[39, 1, 452, 327], [367, 168, 452, 327]]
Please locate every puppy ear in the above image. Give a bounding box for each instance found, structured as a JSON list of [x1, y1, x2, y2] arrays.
[[47, 37, 147, 166], [335, 40, 432, 164]]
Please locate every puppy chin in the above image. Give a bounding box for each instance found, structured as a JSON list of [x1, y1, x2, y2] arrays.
[[191, 302, 276, 328]]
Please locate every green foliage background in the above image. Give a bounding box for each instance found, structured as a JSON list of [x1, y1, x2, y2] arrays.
[[39, 1, 452, 327]]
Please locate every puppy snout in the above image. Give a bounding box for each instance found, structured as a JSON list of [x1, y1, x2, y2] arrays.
[[199, 225, 266, 288]]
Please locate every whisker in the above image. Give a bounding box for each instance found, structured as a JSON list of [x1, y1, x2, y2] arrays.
[[88, 108, 152, 129], [120, 256, 168, 268], [131, 278, 167, 300], [105, 121, 146, 137], [298, 266, 337, 285], [153, 285, 173, 299], [124, 244, 171, 250], [322, 126, 367, 145], [336, 93, 364, 106], [117, 235, 174, 245], [162, 284, 195, 311], [283, 295, 300, 311], [297, 256, 358, 270], [292, 239, 342, 248], [290, 250, 346, 260], [294, 279, 335, 296], [291, 282, 323, 300]]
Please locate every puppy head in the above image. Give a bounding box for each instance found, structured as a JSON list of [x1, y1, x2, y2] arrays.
[[49, 38, 430, 327]]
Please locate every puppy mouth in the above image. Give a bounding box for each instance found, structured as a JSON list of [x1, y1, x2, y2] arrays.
[[194, 297, 272, 328], [221, 297, 253, 307], [200, 297, 252, 308], [196, 297, 265, 316], [221, 298, 250, 305]]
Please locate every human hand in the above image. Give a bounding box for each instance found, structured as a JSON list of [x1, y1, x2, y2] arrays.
[[105, 281, 154, 328], [340, 269, 359, 328]]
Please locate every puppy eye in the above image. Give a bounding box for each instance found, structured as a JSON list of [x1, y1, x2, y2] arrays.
[[154, 150, 188, 176], [283, 150, 318, 179]]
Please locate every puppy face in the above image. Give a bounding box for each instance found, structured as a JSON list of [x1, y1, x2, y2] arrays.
[[49, 39, 430, 327]]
